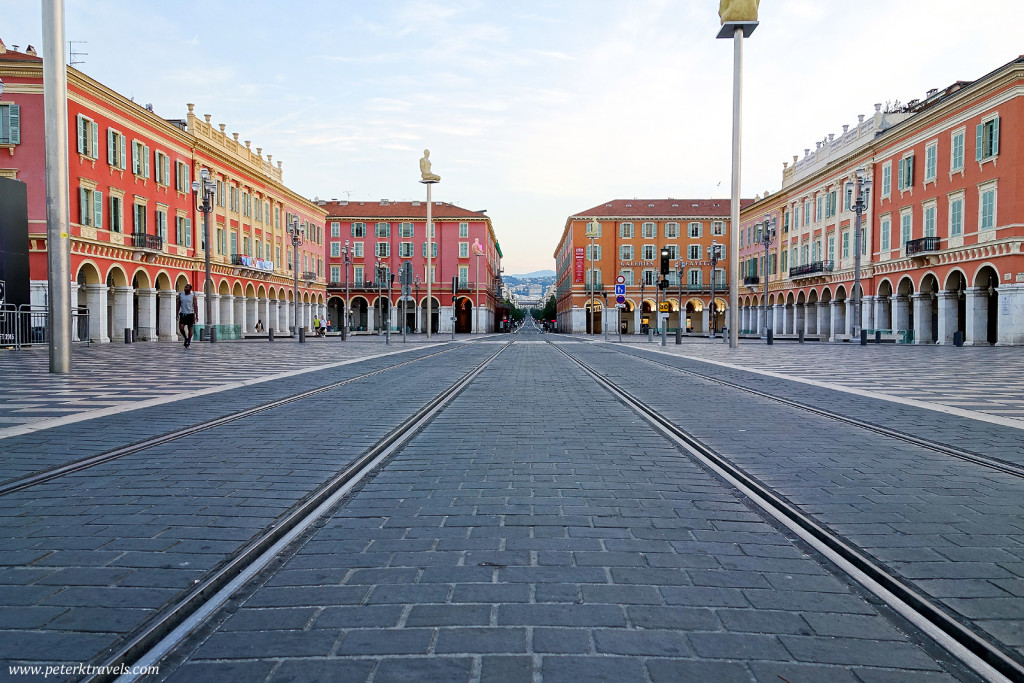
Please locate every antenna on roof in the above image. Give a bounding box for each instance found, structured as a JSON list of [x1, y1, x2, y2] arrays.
[[68, 40, 87, 66]]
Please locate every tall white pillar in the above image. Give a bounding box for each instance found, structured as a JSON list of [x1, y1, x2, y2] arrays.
[[234, 296, 246, 333], [136, 288, 157, 341], [912, 293, 934, 344], [893, 295, 911, 334], [194, 292, 205, 331], [996, 284, 1024, 346], [157, 290, 176, 340], [110, 286, 134, 341], [829, 300, 841, 341], [221, 294, 234, 326], [257, 297, 268, 332], [862, 295, 876, 330], [875, 296, 890, 332], [817, 302, 829, 337], [935, 291, 958, 345], [84, 284, 110, 343], [244, 296, 257, 334]]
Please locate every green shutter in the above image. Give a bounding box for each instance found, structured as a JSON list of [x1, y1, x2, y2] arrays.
[[79, 187, 88, 224], [132, 143, 138, 173], [976, 124, 984, 161], [107, 129, 114, 165], [143, 146, 150, 177], [90, 121, 98, 157], [119, 135, 126, 169], [991, 117, 999, 156], [76, 115, 85, 153], [7, 104, 18, 144], [93, 191, 103, 228]]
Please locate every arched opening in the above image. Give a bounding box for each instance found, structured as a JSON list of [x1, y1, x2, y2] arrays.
[[75, 262, 102, 341], [455, 296, 473, 333], [421, 296, 440, 334], [942, 270, 968, 344], [918, 273, 940, 344], [373, 296, 391, 334], [398, 296, 416, 333], [806, 290, 819, 336], [350, 296, 368, 331], [685, 298, 704, 334], [584, 300, 603, 335], [640, 299, 656, 334], [896, 277, 915, 336], [710, 298, 727, 334], [876, 280, 893, 331], [973, 266, 999, 345], [328, 296, 345, 331], [619, 300, 635, 334]]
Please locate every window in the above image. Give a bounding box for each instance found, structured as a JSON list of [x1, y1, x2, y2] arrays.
[[330, 265, 340, 282], [109, 195, 122, 232], [229, 186, 238, 211], [665, 245, 679, 260], [422, 242, 438, 258], [586, 221, 603, 237], [880, 216, 891, 251], [131, 140, 150, 177], [665, 223, 679, 238], [175, 215, 192, 246], [584, 244, 602, 260], [274, 206, 280, 228], [242, 236, 251, 255], [352, 222, 366, 237], [897, 154, 914, 191], [155, 208, 167, 241], [812, 241, 821, 262], [230, 232, 237, 256], [399, 242, 414, 258], [216, 228, 225, 255], [976, 116, 1000, 161], [459, 222, 469, 238], [353, 242, 364, 257], [827, 190, 837, 218], [688, 244, 702, 260], [881, 162, 892, 197], [376, 242, 390, 257], [154, 151, 170, 185], [641, 269, 656, 286], [133, 203, 147, 234], [242, 191, 251, 217], [107, 129, 126, 169], [642, 244, 656, 260], [688, 222, 702, 238], [76, 115, 99, 158], [803, 200, 811, 226], [459, 265, 469, 288], [924, 142, 937, 182], [330, 222, 340, 237], [979, 183, 996, 231], [620, 223, 634, 238], [801, 244, 809, 264], [0, 103, 21, 145], [620, 245, 634, 260], [275, 246, 281, 264], [842, 231, 850, 259], [216, 180, 225, 207], [688, 269, 702, 286], [827, 234, 835, 262], [255, 198, 263, 222], [781, 250, 788, 271], [459, 242, 469, 258], [900, 210, 912, 246], [330, 241, 341, 257], [949, 196, 963, 237], [354, 265, 364, 282], [642, 222, 656, 238], [951, 129, 965, 172], [375, 222, 390, 237], [923, 202, 937, 237], [400, 222, 414, 238], [175, 160, 189, 191], [78, 187, 102, 227], [814, 195, 822, 221], [619, 269, 634, 285], [712, 221, 724, 236]]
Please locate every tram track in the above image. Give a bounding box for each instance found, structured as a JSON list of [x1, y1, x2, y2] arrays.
[[0, 344, 463, 497], [604, 344, 1024, 480], [81, 340, 511, 683], [552, 341, 1023, 683]]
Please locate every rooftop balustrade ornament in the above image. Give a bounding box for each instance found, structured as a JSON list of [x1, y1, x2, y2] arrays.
[[719, 0, 759, 23]]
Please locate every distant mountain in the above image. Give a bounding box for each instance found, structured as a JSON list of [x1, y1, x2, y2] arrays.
[[508, 269, 554, 279]]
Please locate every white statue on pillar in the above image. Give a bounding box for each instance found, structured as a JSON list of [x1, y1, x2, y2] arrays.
[[419, 149, 440, 182]]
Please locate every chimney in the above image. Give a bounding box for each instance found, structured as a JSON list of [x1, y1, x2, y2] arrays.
[[26, 45, 37, 56]]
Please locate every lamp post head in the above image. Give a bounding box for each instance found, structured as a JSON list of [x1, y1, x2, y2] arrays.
[[200, 168, 210, 181], [191, 180, 200, 193]]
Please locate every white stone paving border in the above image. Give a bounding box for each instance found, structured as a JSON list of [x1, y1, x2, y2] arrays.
[[0, 344, 431, 441], [635, 345, 1024, 432]]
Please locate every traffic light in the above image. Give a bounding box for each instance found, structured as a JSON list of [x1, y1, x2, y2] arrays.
[[452, 275, 459, 294], [660, 248, 670, 275]]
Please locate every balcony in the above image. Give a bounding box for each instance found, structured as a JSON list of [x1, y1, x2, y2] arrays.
[[743, 275, 760, 286], [301, 271, 318, 281], [131, 232, 163, 251], [906, 236, 941, 256], [789, 260, 834, 279]]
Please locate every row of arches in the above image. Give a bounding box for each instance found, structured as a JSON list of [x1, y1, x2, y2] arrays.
[[738, 265, 1001, 344], [574, 297, 729, 335], [325, 295, 486, 334]]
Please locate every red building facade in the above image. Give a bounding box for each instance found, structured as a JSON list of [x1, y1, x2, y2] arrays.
[[321, 200, 503, 333], [0, 41, 326, 342]]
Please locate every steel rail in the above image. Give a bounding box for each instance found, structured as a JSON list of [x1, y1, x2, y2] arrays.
[[553, 342, 1021, 683], [91, 341, 512, 683], [608, 345, 1024, 480], [0, 346, 461, 497]]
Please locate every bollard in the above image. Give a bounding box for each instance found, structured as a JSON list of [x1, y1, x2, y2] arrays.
[[268, 328, 275, 342], [210, 326, 217, 343], [647, 329, 653, 343], [341, 325, 347, 341], [875, 330, 882, 344], [953, 330, 964, 347], [798, 329, 805, 344], [860, 329, 868, 346], [299, 327, 306, 343], [661, 328, 666, 346], [124, 328, 132, 344], [675, 328, 682, 345], [767, 329, 774, 345]]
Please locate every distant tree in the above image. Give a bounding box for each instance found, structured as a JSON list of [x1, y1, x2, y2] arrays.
[[541, 294, 556, 322]]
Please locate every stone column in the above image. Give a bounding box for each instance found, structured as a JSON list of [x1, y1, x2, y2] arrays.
[[194, 292, 205, 330], [893, 295, 910, 334], [700, 307, 709, 334], [207, 293, 220, 326], [774, 304, 785, 334], [817, 302, 829, 337], [110, 286, 135, 341], [136, 288, 157, 341], [874, 297, 890, 332], [84, 284, 110, 343], [257, 297, 268, 332], [234, 296, 246, 333], [996, 284, 1024, 346], [829, 300, 841, 341], [220, 294, 234, 327], [795, 304, 805, 337], [634, 305, 642, 334], [157, 290, 176, 340], [844, 301, 853, 336], [935, 291, 959, 345], [367, 304, 376, 333], [244, 296, 257, 334], [912, 293, 934, 344], [862, 295, 876, 330]]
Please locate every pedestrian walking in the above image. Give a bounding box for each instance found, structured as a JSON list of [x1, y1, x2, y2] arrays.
[[313, 316, 321, 337], [177, 284, 197, 348]]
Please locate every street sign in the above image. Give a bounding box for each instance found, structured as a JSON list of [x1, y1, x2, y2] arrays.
[[402, 285, 411, 298], [616, 295, 625, 305], [399, 262, 413, 286], [615, 275, 625, 284], [616, 303, 625, 309], [614, 284, 625, 295], [659, 302, 670, 312]]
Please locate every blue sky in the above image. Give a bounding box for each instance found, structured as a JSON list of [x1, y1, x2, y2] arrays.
[[3, 0, 1023, 274]]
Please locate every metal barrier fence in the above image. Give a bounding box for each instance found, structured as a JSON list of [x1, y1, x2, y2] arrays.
[[0, 305, 91, 350], [194, 324, 242, 341]]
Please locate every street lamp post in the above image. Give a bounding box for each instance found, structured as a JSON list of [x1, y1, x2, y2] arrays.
[[758, 215, 776, 340], [341, 240, 351, 340], [676, 259, 684, 343], [845, 168, 872, 342], [191, 169, 217, 342], [709, 240, 719, 338], [586, 219, 599, 335], [287, 217, 304, 340], [414, 275, 421, 332], [640, 277, 646, 334]]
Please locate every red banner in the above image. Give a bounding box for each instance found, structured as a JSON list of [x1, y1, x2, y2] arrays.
[[574, 247, 585, 283]]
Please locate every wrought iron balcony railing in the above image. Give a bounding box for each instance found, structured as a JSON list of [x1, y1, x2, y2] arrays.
[[906, 236, 941, 256], [743, 275, 760, 285], [301, 271, 318, 281], [789, 260, 834, 278], [131, 232, 163, 251]]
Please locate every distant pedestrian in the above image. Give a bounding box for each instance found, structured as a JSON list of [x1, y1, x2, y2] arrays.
[[313, 316, 321, 336], [177, 284, 197, 348], [255, 319, 264, 333]]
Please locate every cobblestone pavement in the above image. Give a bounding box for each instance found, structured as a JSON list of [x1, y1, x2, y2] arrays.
[[599, 334, 1024, 423], [565, 342, 1024, 661], [0, 335, 493, 433], [159, 342, 971, 682], [0, 343, 498, 679]]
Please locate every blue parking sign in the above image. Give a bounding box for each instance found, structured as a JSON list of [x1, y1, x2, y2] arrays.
[[614, 284, 626, 295]]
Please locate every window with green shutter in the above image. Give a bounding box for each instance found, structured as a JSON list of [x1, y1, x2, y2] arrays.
[[0, 103, 20, 145], [93, 191, 102, 229], [976, 116, 999, 161], [950, 198, 963, 236], [951, 130, 964, 171]]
